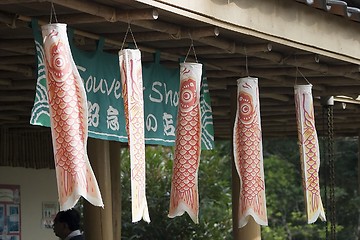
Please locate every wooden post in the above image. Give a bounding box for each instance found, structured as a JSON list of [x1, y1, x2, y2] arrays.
[[230, 86, 261, 240], [238, 217, 261, 240], [357, 133, 360, 239], [110, 141, 122, 240], [84, 138, 113, 240]]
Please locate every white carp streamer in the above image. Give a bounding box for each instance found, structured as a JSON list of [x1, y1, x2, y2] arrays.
[[42, 23, 103, 210], [169, 62, 202, 224], [119, 49, 150, 223], [294, 84, 326, 224], [233, 77, 267, 228]]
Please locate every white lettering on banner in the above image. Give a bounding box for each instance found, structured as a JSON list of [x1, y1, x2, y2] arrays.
[[114, 81, 122, 99], [88, 101, 100, 127], [149, 81, 179, 107], [149, 82, 162, 103], [85, 75, 122, 99], [107, 106, 119, 131], [77, 65, 86, 73], [163, 112, 175, 136], [146, 114, 158, 132], [172, 91, 179, 107]]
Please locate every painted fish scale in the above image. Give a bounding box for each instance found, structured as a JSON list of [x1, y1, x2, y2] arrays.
[[172, 107, 200, 197], [42, 24, 103, 210], [237, 123, 263, 202], [121, 58, 146, 195], [169, 63, 202, 224], [233, 78, 267, 227], [129, 103, 146, 184], [47, 49, 86, 173], [119, 49, 149, 223], [236, 93, 264, 205], [294, 85, 325, 223], [303, 102, 321, 212]]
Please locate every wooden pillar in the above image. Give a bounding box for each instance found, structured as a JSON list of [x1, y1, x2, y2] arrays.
[[110, 141, 122, 240], [230, 86, 261, 240], [84, 138, 113, 240], [357, 133, 360, 238], [238, 217, 261, 240]]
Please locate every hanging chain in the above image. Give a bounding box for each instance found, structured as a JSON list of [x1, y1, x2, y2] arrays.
[[323, 107, 329, 240], [327, 105, 336, 240]]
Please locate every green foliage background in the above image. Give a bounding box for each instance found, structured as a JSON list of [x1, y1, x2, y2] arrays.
[[121, 142, 232, 240], [120, 137, 359, 239]]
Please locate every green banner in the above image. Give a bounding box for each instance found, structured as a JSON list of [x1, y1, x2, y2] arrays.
[[30, 21, 214, 149]]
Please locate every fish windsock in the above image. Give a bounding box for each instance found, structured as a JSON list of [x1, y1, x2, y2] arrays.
[[42, 23, 103, 210], [233, 77, 267, 228], [169, 62, 202, 224], [294, 84, 326, 223], [119, 49, 150, 223]]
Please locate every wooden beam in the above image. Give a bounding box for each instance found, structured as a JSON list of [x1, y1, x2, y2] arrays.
[[0, 55, 35, 65], [46, 13, 104, 24], [0, 80, 36, 90], [199, 36, 282, 60], [0, 47, 35, 55], [0, 115, 20, 121], [0, 65, 33, 77], [139, 0, 360, 64], [0, 79, 11, 86], [280, 54, 320, 65], [51, 0, 158, 22], [0, 0, 38, 3], [0, 10, 29, 28], [0, 111, 31, 116], [260, 93, 290, 102], [0, 95, 34, 102], [0, 105, 31, 112], [0, 39, 35, 49]]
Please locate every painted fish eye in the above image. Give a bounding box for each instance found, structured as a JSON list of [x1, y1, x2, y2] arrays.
[[53, 55, 66, 70], [239, 92, 254, 122], [241, 104, 250, 114], [182, 89, 193, 102], [180, 78, 197, 110]]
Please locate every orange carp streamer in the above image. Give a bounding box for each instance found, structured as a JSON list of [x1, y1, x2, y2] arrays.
[[119, 49, 150, 223], [169, 63, 202, 223], [294, 84, 326, 224], [42, 23, 103, 210], [233, 77, 268, 228]]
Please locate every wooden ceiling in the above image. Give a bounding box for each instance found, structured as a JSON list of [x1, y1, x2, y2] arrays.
[[0, 0, 360, 141]]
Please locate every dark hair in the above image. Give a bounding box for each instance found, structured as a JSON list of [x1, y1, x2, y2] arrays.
[[54, 209, 81, 231]]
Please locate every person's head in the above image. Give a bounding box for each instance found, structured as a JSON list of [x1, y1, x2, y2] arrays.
[[53, 209, 81, 239]]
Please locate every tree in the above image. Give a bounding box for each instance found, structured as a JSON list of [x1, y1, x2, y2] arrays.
[[121, 142, 232, 239], [120, 137, 359, 239], [263, 137, 360, 240], [262, 154, 326, 240]]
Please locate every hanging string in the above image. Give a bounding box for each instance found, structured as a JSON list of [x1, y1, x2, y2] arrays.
[[184, 33, 198, 63], [49, 2, 58, 24], [121, 23, 138, 51], [294, 55, 311, 85], [244, 46, 249, 77], [297, 68, 312, 85]]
